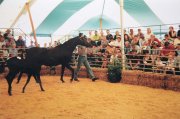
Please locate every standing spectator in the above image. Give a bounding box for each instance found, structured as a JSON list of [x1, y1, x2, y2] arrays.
[[16, 36, 26, 48], [145, 28, 153, 40], [106, 29, 113, 42], [29, 41, 34, 48], [168, 26, 176, 39], [3, 29, 12, 41], [88, 30, 94, 39], [128, 29, 134, 40]]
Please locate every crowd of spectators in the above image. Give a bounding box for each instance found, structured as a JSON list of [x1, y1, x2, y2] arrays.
[[0, 26, 180, 75], [74, 26, 180, 75], [0, 29, 27, 59]]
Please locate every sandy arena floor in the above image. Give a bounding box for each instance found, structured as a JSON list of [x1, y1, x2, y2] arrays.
[[0, 76, 180, 119]]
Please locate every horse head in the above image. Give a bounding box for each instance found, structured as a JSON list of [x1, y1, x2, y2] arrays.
[[76, 35, 92, 47]]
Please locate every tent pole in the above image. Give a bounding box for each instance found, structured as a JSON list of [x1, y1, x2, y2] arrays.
[[100, 18, 102, 31], [119, 0, 125, 70], [26, 2, 38, 47], [10, 5, 26, 28]]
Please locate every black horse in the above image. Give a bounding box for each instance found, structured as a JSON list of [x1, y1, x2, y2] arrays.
[[7, 36, 91, 95], [6, 57, 44, 96]]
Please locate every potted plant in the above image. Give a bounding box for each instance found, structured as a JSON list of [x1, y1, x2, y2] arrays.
[[107, 57, 122, 83]]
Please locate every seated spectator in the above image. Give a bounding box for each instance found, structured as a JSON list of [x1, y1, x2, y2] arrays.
[[0, 35, 6, 48], [1, 45, 9, 59], [165, 55, 175, 75], [101, 36, 108, 48], [128, 28, 134, 40], [174, 34, 180, 47], [148, 34, 161, 47], [139, 34, 148, 48], [109, 49, 120, 65], [109, 36, 121, 48], [100, 31, 107, 45], [151, 42, 161, 62], [130, 43, 141, 54], [124, 41, 131, 54], [161, 34, 173, 46], [168, 26, 176, 39], [174, 44, 180, 73], [145, 28, 153, 41], [114, 30, 120, 40], [131, 35, 140, 46], [161, 42, 175, 61], [9, 44, 18, 57], [16, 36, 26, 48], [128, 50, 140, 70], [124, 34, 131, 43], [91, 30, 101, 46], [143, 50, 153, 72], [155, 56, 166, 73], [106, 29, 113, 42], [6, 36, 16, 48], [137, 28, 144, 39]]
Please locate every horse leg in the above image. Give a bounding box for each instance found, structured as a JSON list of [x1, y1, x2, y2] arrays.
[[33, 74, 40, 83], [36, 73, 45, 91], [16, 72, 23, 84], [65, 64, 75, 82], [6, 70, 18, 96], [60, 65, 65, 83], [6, 76, 13, 96], [22, 74, 31, 93]]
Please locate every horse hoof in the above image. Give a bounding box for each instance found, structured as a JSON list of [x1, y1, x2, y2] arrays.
[[74, 78, 80, 82], [41, 89, 45, 91], [8, 93, 12, 96]]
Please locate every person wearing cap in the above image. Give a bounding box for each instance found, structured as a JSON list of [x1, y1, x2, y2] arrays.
[[74, 33, 99, 82]]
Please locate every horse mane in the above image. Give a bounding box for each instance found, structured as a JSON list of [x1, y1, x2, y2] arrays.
[[55, 36, 78, 49]]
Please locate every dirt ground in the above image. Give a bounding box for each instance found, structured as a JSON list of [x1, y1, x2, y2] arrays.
[[0, 76, 180, 119]]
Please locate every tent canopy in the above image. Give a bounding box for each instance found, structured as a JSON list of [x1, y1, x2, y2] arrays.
[[0, 0, 180, 36]]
